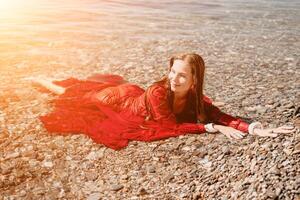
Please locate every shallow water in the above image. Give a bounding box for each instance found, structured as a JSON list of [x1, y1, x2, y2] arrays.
[[0, 0, 299, 82]]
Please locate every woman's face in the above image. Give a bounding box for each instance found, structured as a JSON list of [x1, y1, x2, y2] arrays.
[[168, 59, 194, 96]]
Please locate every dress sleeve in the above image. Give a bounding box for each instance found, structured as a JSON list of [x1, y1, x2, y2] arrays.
[[143, 84, 206, 138], [204, 96, 249, 133]]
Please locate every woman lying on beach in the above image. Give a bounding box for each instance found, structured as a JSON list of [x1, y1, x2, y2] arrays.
[[33, 53, 296, 150]]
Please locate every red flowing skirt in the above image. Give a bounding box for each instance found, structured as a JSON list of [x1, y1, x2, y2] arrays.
[[40, 74, 186, 150], [40, 74, 146, 149]]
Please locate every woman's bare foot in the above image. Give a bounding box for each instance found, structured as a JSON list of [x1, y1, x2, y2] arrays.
[[25, 77, 65, 95]]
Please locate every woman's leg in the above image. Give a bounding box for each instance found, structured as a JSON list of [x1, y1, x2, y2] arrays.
[[33, 78, 65, 95]]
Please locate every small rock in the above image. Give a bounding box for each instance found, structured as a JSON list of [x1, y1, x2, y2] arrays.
[[110, 184, 124, 191], [275, 188, 282, 196], [173, 170, 182, 176], [222, 146, 231, 155], [54, 136, 65, 147], [268, 165, 280, 175], [250, 158, 257, 173], [87, 193, 101, 200], [186, 137, 196, 145], [266, 190, 278, 199], [138, 187, 148, 195], [6, 152, 20, 159], [245, 106, 257, 112], [199, 157, 212, 168], [182, 146, 191, 151], [179, 192, 188, 198], [283, 147, 293, 155], [256, 106, 267, 114], [86, 151, 97, 160], [120, 175, 129, 180], [281, 160, 290, 166], [148, 166, 156, 173], [0, 163, 12, 174], [43, 161, 53, 168], [284, 57, 294, 61], [198, 151, 207, 158], [163, 174, 174, 182], [261, 142, 272, 150], [86, 172, 98, 181], [192, 191, 203, 200], [19, 190, 26, 197], [293, 143, 300, 154]]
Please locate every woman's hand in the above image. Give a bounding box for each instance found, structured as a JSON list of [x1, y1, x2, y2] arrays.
[[213, 125, 247, 140], [252, 125, 296, 137]]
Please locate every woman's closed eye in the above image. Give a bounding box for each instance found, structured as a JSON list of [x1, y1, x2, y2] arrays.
[[171, 69, 186, 77], [179, 74, 186, 78]]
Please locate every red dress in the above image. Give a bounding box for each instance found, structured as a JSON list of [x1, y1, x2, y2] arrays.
[[40, 74, 249, 150]]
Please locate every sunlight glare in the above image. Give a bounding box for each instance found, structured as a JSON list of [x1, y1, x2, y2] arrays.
[[0, 0, 21, 10], [0, 0, 31, 16]]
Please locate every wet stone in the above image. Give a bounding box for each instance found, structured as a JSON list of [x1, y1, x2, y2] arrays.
[[110, 184, 124, 191], [138, 188, 148, 195], [87, 193, 101, 200], [147, 166, 156, 173]]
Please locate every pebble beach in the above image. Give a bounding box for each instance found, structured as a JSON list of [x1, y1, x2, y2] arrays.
[[0, 0, 299, 199]]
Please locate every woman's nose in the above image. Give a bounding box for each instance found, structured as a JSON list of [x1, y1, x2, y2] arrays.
[[173, 74, 180, 82]]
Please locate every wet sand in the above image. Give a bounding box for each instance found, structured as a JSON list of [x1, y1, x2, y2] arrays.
[[0, 0, 299, 199]]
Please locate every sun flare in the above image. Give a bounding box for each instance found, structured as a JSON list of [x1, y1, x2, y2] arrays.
[[0, 0, 32, 16], [0, 0, 20, 10]]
